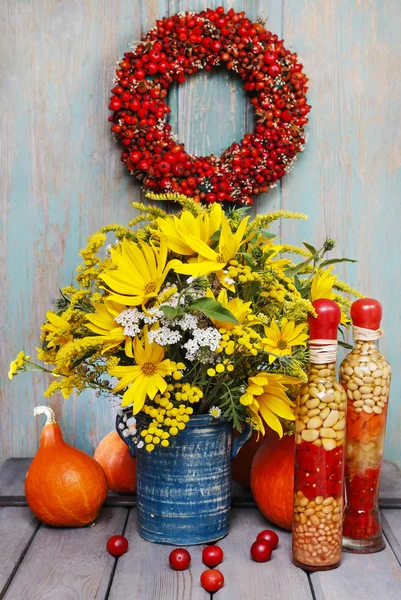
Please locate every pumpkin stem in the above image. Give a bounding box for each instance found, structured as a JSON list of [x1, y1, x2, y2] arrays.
[[34, 405, 57, 426]]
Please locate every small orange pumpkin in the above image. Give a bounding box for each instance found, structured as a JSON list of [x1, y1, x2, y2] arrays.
[[94, 430, 136, 494], [25, 406, 108, 527], [251, 433, 295, 531]]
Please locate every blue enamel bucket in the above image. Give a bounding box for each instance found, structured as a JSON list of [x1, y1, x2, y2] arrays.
[[116, 412, 251, 545]]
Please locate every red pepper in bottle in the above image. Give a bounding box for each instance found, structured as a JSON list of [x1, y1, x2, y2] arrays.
[[340, 298, 391, 553], [292, 299, 346, 571]]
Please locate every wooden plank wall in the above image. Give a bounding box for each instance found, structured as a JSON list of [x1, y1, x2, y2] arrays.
[[1, 0, 400, 466]]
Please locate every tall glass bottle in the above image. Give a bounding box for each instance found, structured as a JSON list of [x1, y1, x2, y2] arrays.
[[340, 298, 391, 553], [292, 299, 346, 570]]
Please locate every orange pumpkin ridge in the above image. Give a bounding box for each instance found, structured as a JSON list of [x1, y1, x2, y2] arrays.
[[251, 433, 295, 531], [25, 406, 108, 527], [94, 430, 136, 494]]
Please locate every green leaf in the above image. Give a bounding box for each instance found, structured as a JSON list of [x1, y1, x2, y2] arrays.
[[303, 241, 317, 255], [338, 340, 353, 350], [189, 298, 239, 324], [293, 274, 303, 293], [260, 229, 277, 240], [320, 258, 357, 267], [239, 252, 256, 268], [160, 305, 178, 320], [209, 230, 221, 244], [71, 351, 96, 369], [284, 255, 315, 278]]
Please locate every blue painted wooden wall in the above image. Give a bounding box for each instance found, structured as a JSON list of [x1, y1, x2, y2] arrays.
[[1, 0, 400, 466]]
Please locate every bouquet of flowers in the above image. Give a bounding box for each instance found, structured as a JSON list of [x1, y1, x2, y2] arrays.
[[10, 196, 360, 451]]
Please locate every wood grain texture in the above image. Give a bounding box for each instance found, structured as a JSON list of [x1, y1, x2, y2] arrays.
[[108, 509, 207, 600], [280, 0, 401, 465], [310, 541, 401, 600], [0, 459, 30, 496], [379, 461, 401, 501], [0, 0, 142, 464], [382, 509, 401, 566], [2, 507, 127, 600], [1, 0, 400, 467], [0, 507, 38, 596], [2, 457, 400, 506], [217, 509, 312, 600]]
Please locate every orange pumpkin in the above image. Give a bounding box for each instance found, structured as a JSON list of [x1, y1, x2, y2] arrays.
[[94, 430, 136, 494], [251, 433, 295, 531], [231, 430, 265, 488], [25, 406, 108, 527]]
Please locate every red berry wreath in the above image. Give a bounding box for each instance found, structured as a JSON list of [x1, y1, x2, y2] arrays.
[[108, 6, 310, 206]]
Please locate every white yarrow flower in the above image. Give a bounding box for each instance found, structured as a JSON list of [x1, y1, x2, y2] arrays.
[[148, 326, 182, 346], [178, 314, 198, 331]]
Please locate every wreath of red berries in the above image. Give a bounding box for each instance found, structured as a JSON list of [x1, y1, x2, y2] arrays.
[[108, 6, 310, 206]]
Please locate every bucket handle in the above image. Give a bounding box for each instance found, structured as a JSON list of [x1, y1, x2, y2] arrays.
[[116, 411, 137, 457], [231, 422, 253, 458]]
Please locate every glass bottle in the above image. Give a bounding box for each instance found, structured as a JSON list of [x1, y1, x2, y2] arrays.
[[340, 298, 391, 553], [292, 299, 346, 570]]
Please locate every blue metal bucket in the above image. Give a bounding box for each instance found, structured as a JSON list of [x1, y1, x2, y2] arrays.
[[116, 412, 251, 545]]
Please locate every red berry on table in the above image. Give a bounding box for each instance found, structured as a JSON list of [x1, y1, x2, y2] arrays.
[[107, 535, 129, 557], [250, 540, 273, 562], [256, 530, 279, 549], [202, 545, 224, 568], [169, 548, 191, 571], [200, 569, 224, 593]]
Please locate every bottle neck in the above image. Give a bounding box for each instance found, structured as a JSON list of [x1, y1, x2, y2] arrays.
[[309, 340, 338, 365], [352, 324, 382, 342], [352, 339, 378, 353]]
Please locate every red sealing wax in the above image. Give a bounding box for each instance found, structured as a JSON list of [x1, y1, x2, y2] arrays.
[[351, 298, 382, 331], [308, 299, 341, 340]]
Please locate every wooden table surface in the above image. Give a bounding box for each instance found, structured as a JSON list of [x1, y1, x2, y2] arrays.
[[0, 459, 400, 600]]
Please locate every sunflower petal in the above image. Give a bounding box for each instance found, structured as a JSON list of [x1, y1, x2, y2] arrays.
[[258, 404, 283, 437]]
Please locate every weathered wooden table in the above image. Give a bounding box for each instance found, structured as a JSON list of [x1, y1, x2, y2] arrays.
[[0, 459, 400, 600]]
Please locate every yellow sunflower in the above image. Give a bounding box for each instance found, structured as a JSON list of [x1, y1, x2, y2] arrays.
[[41, 312, 73, 348], [262, 318, 308, 363], [157, 203, 222, 256], [260, 237, 292, 273], [110, 328, 175, 413], [171, 212, 250, 289], [85, 299, 133, 357], [310, 268, 349, 326], [311, 267, 336, 300], [100, 238, 174, 308], [240, 372, 301, 437], [205, 288, 253, 330]]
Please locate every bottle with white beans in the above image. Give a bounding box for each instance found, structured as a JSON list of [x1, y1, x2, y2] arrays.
[[341, 298, 391, 553], [292, 299, 346, 571]]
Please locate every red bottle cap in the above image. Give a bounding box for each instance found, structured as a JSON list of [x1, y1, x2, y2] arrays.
[[351, 298, 382, 330], [308, 299, 341, 340]]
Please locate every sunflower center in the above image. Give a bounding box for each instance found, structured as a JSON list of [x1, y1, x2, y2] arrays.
[[145, 281, 158, 294], [277, 340, 288, 350], [141, 362, 157, 376]]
